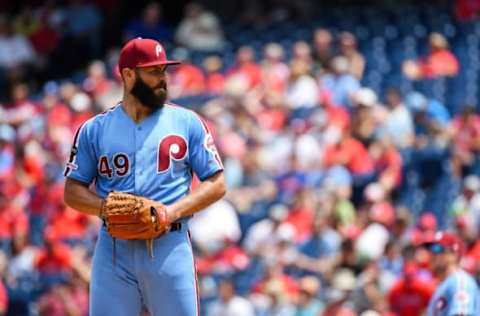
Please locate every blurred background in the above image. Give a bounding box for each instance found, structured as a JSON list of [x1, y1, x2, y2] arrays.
[[0, 0, 480, 315]]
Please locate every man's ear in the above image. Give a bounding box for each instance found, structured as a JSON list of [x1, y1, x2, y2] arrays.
[[122, 68, 135, 89]]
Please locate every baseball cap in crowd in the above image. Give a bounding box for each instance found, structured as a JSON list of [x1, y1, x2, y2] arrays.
[[118, 38, 180, 72], [422, 231, 465, 255]]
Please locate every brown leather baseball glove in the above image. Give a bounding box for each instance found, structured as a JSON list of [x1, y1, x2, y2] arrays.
[[101, 191, 170, 240]]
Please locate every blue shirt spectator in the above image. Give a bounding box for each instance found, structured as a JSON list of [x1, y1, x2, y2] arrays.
[[124, 2, 173, 42]]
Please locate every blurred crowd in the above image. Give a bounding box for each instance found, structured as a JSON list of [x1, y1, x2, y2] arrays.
[[1, 1, 480, 316]]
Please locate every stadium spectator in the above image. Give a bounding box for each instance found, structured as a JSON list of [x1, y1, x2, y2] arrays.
[[321, 269, 357, 316], [62, 0, 102, 68], [175, 2, 224, 51], [338, 32, 365, 80], [450, 105, 480, 177], [261, 43, 290, 95], [124, 2, 173, 42], [449, 175, 480, 234], [320, 56, 361, 108], [207, 279, 255, 316], [203, 55, 225, 94], [295, 276, 324, 316], [387, 261, 434, 316], [285, 59, 318, 110], [226, 46, 263, 89], [379, 88, 415, 149], [403, 32, 459, 79], [0, 15, 36, 77], [167, 48, 206, 98], [312, 28, 334, 74]]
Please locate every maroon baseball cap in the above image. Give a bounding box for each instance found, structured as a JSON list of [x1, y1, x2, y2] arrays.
[[422, 231, 465, 255], [118, 38, 180, 72]]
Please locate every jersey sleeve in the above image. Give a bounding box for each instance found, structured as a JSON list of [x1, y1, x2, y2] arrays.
[[63, 120, 97, 184], [188, 113, 223, 181]]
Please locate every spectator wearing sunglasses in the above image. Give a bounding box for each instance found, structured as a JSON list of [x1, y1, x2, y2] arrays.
[[423, 232, 480, 316]]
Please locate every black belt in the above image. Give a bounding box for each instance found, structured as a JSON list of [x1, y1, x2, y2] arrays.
[[169, 222, 182, 231], [102, 221, 182, 232]]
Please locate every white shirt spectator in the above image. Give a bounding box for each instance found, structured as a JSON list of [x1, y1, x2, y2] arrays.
[[381, 104, 414, 148], [0, 34, 35, 69], [207, 295, 255, 316], [175, 4, 224, 51], [286, 75, 319, 109], [355, 223, 390, 260], [189, 200, 241, 253]]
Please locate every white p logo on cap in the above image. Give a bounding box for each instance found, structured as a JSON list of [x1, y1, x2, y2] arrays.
[[156, 44, 162, 57]]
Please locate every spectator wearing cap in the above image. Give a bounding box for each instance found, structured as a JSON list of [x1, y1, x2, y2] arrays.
[[387, 261, 434, 316], [207, 279, 255, 316], [402, 32, 459, 80], [423, 231, 480, 316], [338, 32, 365, 80], [321, 268, 357, 316], [450, 105, 480, 177], [175, 2, 224, 51], [124, 2, 173, 42]]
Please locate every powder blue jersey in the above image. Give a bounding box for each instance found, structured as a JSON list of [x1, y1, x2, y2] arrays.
[[64, 102, 223, 208], [427, 269, 480, 316]]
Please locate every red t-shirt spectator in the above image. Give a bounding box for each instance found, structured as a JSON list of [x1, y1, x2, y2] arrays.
[[451, 113, 480, 153], [283, 207, 315, 243], [35, 243, 73, 275], [419, 50, 459, 78], [226, 62, 262, 89], [205, 72, 225, 94], [257, 109, 287, 131], [47, 207, 89, 241], [0, 206, 29, 239], [324, 137, 374, 175], [388, 277, 434, 316], [195, 244, 249, 274], [374, 146, 403, 188], [169, 64, 206, 97]]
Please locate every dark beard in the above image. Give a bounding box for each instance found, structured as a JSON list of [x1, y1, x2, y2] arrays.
[[131, 73, 167, 110]]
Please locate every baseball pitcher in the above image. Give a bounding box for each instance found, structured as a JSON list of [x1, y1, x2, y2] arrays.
[[63, 38, 225, 316]]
